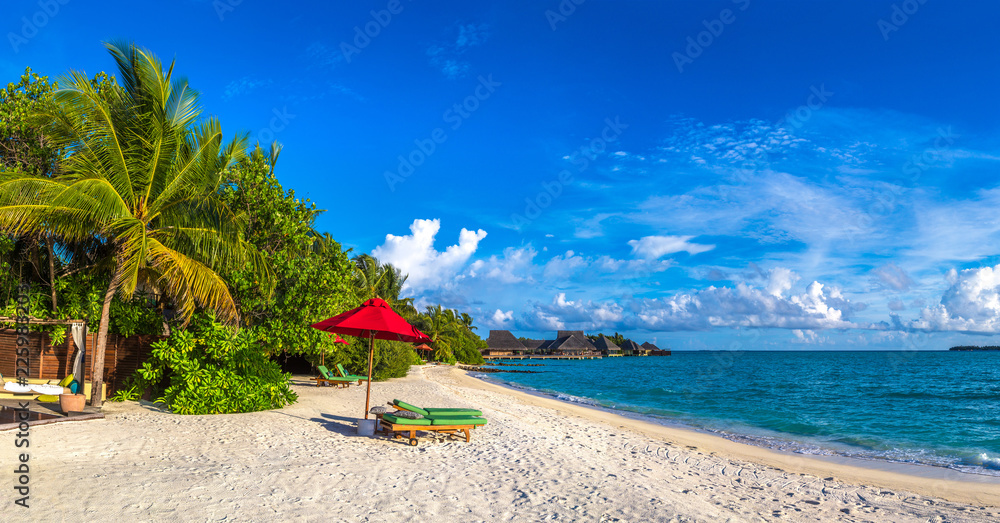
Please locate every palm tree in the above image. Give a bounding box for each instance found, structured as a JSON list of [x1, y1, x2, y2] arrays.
[[351, 254, 413, 313], [0, 41, 266, 407], [417, 305, 461, 362]]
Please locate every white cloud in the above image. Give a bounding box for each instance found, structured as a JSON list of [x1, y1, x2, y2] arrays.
[[490, 309, 514, 327], [508, 268, 865, 334], [635, 277, 862, 331], [908, 264, 1000, 333], [765, 267, 798, 297], [467, 246, 536, 284], [522, 293, 624, 331], [627, 235, 714, 259], [543, 251, 587, 279], [372, 219, 487, 292], [792, 329, 826, 344]]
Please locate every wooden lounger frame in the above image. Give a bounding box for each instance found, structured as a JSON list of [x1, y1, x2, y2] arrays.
[[378, 402, 482, 446], [379, 422, 475, 446], [309, 377, 359, 388]]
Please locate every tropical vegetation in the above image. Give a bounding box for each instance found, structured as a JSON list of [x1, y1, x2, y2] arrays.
[[0, 41, 487, 413]]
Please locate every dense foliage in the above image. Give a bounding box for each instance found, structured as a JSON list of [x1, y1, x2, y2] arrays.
[[0, 69, 163, 344], [220, 144, 356, 360], [130, 313, 297, 414], [0, 42, 488, 414], [0, 42, 268, 406]]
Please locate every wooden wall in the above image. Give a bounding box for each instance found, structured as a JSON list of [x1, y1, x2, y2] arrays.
[[0, 328, 162, 394]]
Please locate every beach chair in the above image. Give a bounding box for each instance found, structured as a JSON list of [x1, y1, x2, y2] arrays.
[[380, 412, 488, 446], [311, 366, 360, 388], [336, 364, 368, 382], [390, 399, 483, 417]]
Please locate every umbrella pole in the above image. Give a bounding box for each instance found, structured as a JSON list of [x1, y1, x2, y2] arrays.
[[364, 333, 375, 419]]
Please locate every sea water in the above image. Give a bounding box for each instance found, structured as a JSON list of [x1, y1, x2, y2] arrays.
[[480, 351, 1000, 476]]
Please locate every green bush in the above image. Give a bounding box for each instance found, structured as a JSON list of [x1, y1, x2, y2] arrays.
[[131, 313, 297, 414]]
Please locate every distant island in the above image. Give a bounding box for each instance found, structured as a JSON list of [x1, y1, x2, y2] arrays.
[[948, 346, 1000, 351]]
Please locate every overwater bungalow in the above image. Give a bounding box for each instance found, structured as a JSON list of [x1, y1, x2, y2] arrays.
[[520, 339, 549, 355], [642, 341, 672, 356], [546, 330, 601, 357], [592, 335, 622, 357], [483, 330, 529, 357], [483, 330, 601, 359], [618, 339, 642, 357]]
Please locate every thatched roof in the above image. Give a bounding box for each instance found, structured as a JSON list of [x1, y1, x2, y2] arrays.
[[592, 335, 620, 351], [548, 332, 596, 352], [641, 341, 659, 351], [521, 339, 549, 350], [486, 330, 527, 350], [619, 340, 642, 351]]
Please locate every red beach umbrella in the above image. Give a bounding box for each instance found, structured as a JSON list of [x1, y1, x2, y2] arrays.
[[311, 298, 431, 418]]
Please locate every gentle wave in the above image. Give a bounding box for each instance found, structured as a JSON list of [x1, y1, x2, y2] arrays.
[[478, 352, 1000, 477]]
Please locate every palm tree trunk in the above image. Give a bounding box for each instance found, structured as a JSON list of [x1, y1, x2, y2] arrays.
[[45, 235, 56, 312], [89, 267, 120, 408]]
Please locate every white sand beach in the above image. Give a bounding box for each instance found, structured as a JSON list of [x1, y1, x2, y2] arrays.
[[16, 365, 1000, 522]]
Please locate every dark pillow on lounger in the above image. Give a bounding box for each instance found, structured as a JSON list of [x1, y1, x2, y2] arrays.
[[392, 410, 422, 419], [369, 406, 387, 414]]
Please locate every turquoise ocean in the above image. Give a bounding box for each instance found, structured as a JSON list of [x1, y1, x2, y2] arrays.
[[479, 351, 1000, 476]]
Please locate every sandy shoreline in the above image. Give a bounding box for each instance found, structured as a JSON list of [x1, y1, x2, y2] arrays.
[[9, 365, 1000, 521]]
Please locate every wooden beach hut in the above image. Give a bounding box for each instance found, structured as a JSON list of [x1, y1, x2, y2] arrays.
[[483, 330, 528, 357], [642, 341, 671, 356], [619, 339, 642, 357], [547, 331, 600, 357], [592, 335, 622, 357]]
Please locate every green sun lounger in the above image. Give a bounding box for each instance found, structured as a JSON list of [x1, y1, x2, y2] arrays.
[[391, 399, 483, 417], [312, 366, 360, 388], [336, 364, 368, 381], [381, 413, 488, 446]]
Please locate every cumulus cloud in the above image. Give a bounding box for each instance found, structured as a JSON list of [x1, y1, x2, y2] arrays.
[[520, 293, 624, 331], [888, 299, 906, 311], [372, 219, 487, 292], [543, 251, 587, 279], [627, 235, 714, 259], [908, 264, 1000, 333], [792, 329, 828, 344], [765, 267, 798, 297], [508, 268, 866, 334], [872, 263, 914, 292], [490, 309, 514, 327], [635, 278, 863, 331], [467, 246, 536, 284]]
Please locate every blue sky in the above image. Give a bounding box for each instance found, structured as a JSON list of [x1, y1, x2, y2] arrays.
[[6, 0, 1000, 349]]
